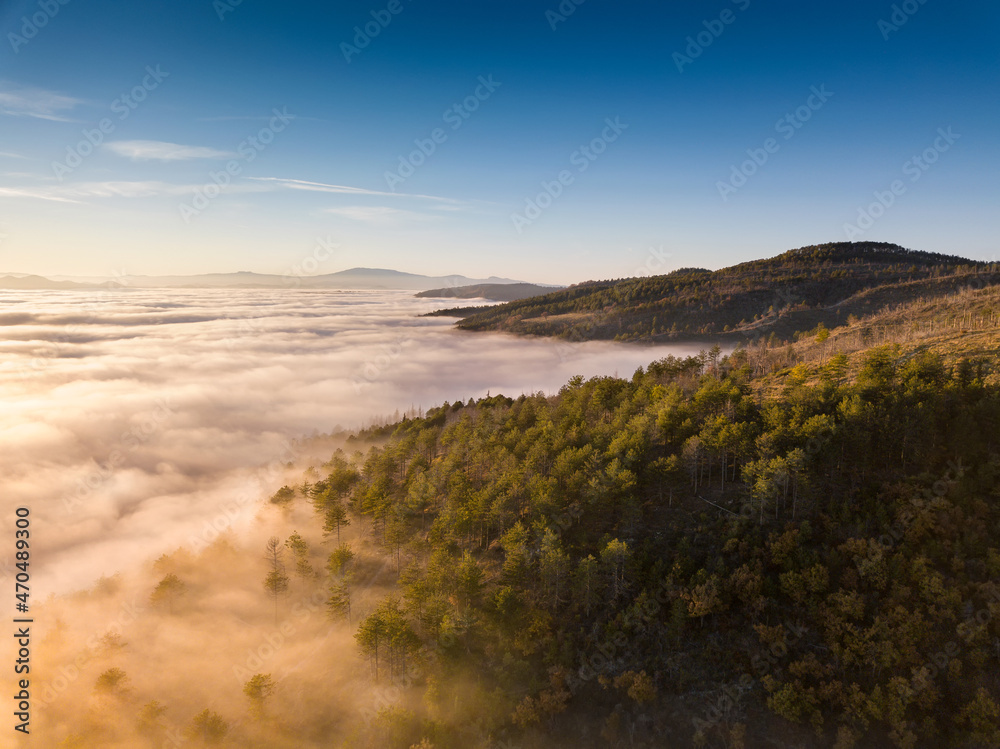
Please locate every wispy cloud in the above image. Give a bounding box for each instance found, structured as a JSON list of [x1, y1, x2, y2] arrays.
[[0, 180, 266, 203], [0, 186, 81, 203], [0, 173, 464, 212], [0, 83, 82, 121], [104, 140, 237, 161], [0, 151, 27, 159], [250, 177, 463, 204], [323, 206, 438, 223]]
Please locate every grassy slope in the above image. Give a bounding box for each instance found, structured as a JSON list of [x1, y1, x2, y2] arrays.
[[756, 283, 1000, 398]]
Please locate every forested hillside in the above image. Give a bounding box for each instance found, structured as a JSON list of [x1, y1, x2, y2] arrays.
[[415, 283, 561, 302], [289, 328, 1000, 748], [46, 299, 1000, 748], [446, 242, 1000, 344]]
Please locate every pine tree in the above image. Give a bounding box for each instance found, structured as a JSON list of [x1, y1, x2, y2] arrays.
[[150, 573, 186, 615], [264, 536, 289, 625]]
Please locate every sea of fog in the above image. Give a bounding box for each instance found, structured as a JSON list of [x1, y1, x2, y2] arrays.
[[0, 288, 707, 595]]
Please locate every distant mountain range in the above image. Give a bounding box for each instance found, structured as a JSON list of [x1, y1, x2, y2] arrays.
[[0, 268, 538, 291], [0, 274, 123, 290]]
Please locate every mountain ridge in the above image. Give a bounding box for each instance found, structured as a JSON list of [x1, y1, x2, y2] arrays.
[[448, 241, 1000, 343], [0, 268, 536, 291], [416, 282, 565, 302]]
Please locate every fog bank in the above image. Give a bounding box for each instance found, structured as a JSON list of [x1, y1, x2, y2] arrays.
[[0, 288, 707, 594]]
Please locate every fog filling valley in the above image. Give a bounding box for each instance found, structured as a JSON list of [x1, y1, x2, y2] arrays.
[[0, 288, 707, 746]]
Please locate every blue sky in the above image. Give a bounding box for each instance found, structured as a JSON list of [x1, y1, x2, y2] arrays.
[[0, 0, 997, 283]]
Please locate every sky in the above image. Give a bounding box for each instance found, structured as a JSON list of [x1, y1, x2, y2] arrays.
[[0, 0, 998, 284]]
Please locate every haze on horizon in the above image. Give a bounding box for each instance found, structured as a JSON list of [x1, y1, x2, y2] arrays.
[[1, 0, 998, 284]]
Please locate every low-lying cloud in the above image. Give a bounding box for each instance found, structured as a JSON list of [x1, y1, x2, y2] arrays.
[[0, 289, 706, 596]]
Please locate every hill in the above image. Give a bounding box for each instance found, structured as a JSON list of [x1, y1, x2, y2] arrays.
[[416, 282, 563, 302], [448, 242, 999, 343], [282, 304, 1000, 748]]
